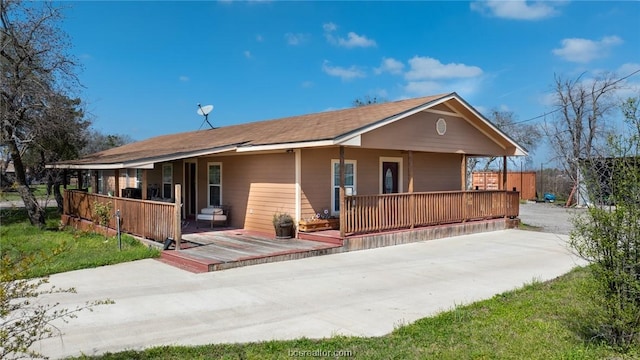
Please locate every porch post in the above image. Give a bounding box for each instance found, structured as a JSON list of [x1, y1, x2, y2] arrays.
[[114, 169, 120, 197], [92, 170, 98, 193], [502, 155, 508, 218], [63, 169, 67, 189], [339, 146, 346, 238], [141, 169, 148, 200], [502, 156, 508, 190], [174, 184, 182, 250], [408, 150, 414, 229], [460, 154, 467, 190]]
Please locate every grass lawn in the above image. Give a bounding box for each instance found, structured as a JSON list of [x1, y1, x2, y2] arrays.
[[71, 268, 639, 359], [0, 184, 51, 202], [0, 208, 160, 278]]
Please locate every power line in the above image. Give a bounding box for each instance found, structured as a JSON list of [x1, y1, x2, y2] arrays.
[[501, 68, 640, 127]]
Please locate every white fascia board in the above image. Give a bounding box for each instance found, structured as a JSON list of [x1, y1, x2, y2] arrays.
[[335, 135, 361, 146], [46, 163, 154, 170], [148, 146, 238, 163], [235, 140, 335, 152], [45, 145, 238, 170]]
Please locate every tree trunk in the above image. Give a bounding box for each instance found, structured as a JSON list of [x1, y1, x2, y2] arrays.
[[7, 139, 45, 226], [53, 180, 63, 214]]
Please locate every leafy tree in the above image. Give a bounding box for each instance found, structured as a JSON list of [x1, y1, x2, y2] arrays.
[[569, 97, 640, 348], [21, 94, 89, 212], [81, 130, 133, 156], [1, 0, 83, 226]]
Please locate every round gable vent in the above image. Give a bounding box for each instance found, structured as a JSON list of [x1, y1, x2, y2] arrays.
[[436, 118, 447, 135]]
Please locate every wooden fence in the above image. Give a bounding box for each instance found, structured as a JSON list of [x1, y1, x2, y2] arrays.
[[343, 190, 519, 235], [472, 171, 537, 200], [63, 190, 177, 242]]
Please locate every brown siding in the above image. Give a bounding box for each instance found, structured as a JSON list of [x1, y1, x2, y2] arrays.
[[412, 152, 462, 191], [197, 152, 295, 234], [361, 112, 506, 156], [300, 148, 335, 221], [299, 148, 462, 220]]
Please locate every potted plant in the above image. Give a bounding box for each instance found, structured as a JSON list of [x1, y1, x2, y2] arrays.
[[273, 212, 294, 239]]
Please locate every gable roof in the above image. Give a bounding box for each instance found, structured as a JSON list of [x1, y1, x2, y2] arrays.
[[49, 93, 527, 169]]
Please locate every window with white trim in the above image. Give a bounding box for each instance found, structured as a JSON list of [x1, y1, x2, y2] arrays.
[[208, 162, 222, 206], [162, 164, 173, 199], [331, 159, 356, 215], [135, 169, 143, 189], [97, 170, 104, 194]]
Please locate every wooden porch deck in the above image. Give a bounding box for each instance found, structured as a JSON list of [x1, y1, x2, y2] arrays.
[[158, 217, 517, 273], [158, 222, 343, 273]]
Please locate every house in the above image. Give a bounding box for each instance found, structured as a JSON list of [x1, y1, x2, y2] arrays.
[[49, 93, 527, 244]]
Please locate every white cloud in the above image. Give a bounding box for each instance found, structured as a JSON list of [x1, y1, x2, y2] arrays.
[[552, 36, 623, 63], [337, 32, 377, 48], [285, 32, 309, 46], [615, 63, 640, 99], [244, 50, 252, 59], [470, 0, 562, 20], [256, 34, 264, 42], [405, 56, 483, 80], [617, 63, 640, 77], [375, 57, 405, 75], [323, 22, 376, 48], [301, 80, 314, 88], [178, 75, 189, 82], [322, 60, 365, 81], [404, 81, 444, 96], [323, 22, 337, 32]]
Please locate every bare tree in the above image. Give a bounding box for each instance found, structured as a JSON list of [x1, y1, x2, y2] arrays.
[[1, 0, 80, 226], [544, 73, 620, 192], [467, 109, 542, 185], [353, 95, 387, 107]]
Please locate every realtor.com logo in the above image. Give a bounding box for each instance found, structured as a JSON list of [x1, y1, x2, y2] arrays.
[[288, 349, 354, 358]]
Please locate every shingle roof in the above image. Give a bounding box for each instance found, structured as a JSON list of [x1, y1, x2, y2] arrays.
[[55, 93, 450, 167], [51, 92, 527, 169]]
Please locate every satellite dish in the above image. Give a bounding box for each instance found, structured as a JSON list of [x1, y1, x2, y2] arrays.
[[196, 103, 215, 129], [197, 104, 213, 116]]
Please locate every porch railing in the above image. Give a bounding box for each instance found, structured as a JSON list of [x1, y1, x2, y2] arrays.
[[343, 190, 519, 235], [63, 190, 177, 242]]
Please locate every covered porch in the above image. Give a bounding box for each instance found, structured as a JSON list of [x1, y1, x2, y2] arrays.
[[61, 186, 520, 271]]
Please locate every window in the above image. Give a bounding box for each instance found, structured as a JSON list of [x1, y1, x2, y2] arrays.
[[135, 169, 143, 189], [331, 159, 356, 215], [97, 170, 104, 194], [208, 163, 222, 206], [162, 164, 172, 199]]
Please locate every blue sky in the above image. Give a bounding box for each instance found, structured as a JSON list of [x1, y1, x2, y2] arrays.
[[60, 1, 640, 167]]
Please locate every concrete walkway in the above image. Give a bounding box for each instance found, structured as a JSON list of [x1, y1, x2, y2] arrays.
[[34, 229, 585, 359]]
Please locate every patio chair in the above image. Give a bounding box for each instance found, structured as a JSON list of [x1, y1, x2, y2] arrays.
[[196, 205, 230, 228]]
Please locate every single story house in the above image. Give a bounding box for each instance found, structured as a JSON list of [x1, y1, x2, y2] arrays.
[[49, 93, 526, 244]]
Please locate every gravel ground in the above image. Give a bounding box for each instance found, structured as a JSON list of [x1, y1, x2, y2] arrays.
[[518, 202, 587, 235]]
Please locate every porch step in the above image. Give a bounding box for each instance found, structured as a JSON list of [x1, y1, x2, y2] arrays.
[[158, 251, 213, 273], [297, 231, 343, 245]]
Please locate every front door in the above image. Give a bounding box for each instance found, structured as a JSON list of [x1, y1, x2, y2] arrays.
[[382, 161, 399, 194]]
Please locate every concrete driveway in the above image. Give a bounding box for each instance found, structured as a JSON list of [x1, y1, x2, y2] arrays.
[[34, 229, 584, 359]]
